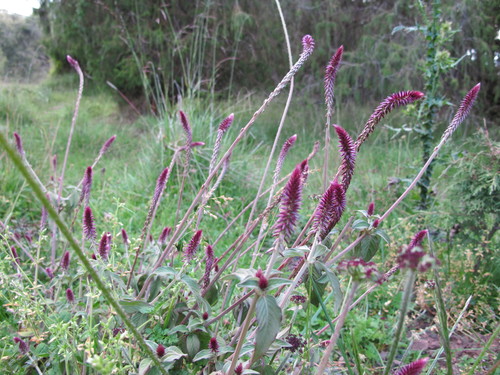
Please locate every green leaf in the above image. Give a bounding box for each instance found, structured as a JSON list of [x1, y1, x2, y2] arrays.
[[153, 266, 176, 278], [162, 346, 187, 362], [353, 234, 379, 261], [119, 300, 154, 314], [266, 278, 292, 291], [305, 263, 327, 307], [254, 295, 282, 359], [352, 219, 370, 230], [181, 275, 209, 311], [282, 246, 309, 258], [316, 263, 343, 313], [138, 358, 152, 375], [238, 279, 260, 289], [192, 349, 213, 362], [374, 228, 390, 243], [185, 334, 200, 359]]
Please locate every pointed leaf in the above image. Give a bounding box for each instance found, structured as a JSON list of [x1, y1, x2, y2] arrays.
[[255, 295, 282, 359]]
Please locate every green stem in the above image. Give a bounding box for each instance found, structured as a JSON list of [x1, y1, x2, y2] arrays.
[[466, 323, 500, 375], [0, 132, 168, 375], [383, 269, 416, 375]]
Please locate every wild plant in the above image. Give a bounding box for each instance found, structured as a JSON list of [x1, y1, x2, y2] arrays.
[[0, 32, 484, 375]]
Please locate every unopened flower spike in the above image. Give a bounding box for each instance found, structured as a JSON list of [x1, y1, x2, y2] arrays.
[[334, 125, 356, 192], [80, 166, 93, 205], [158, 227, 172, 246], [209, 337, 219, 353], [66, 288, 75, 303], [13, 132, 25, 157], [156, 344, 165, 358], [256, 268, 268, 290], [66, 55, 80, 70], [274, 134, 297, 183], [203, 244, 214, 288], [60, 251, 70, 271], [13, 337, 29, 354], [98, 232, 112, 261], [367, 202, 375, 216], [83, 206, 96, 240], [99, 135, 116, 157]]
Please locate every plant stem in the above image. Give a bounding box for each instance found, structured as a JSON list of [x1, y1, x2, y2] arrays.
[[383, 269, 416, 375], [316, 281, 359, 375], [227, 295, 258, 375]]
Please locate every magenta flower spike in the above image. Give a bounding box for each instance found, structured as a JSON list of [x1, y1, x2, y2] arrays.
[[367, 202, 375, 216], [218, 113, 234, 133], [179, 111, 192, 143], [13, 132, 25, 157], [397, 230, 439, 272], [325, 45, 344, 118], [152, 167, 169, 208], [10, 246, 20, 265], [13, 337, 29, 354], [66, 288, 75, 303], [158, 227, 172, 246], [441, 83, 480, 144], [356, 91, 424, 150], [273, 163, 305, 241], [98, 232, 111, 261], [314, 180, 346, 240], [46, 267, 54, 279], [274, 134, 297, 182], [83, 206, 96, 240], [60, 251, 70, 271], [256, 269, 268, 290], [66, 55, 80, 70], [184, 230, 203, 262], [302, 35, 315, 55], [99, 135, 116, 157], [334, 125, 357, 192], [394, 358, 429, 375], [121, 228, 129, 247], [235, 364, 243, 375]]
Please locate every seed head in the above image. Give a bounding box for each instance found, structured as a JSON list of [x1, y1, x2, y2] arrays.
[[83, 206, 96, 240], [394, 358, 429, 375], [66, 288, 75, 303], [185, 230, 203, 262], [273, 163, 305, 241], [356, 91, 424, 150], [13, 337, 29, 354], [325, 45, 344, 118]]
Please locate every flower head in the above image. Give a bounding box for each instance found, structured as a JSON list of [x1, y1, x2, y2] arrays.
[[334, 125, 356, 192], [394, 358, 429, 375], [158, 226, 172, 246], [156, 344, 165, 358], [256, 269, 268, 290], [185, 230, 203, 262], [99, 135, 116, 157], [302, 35, 315, 55], [314, 180, 346, 240], [291, 295, 307, 304], [285, 333, 306, 353], [356, 91, 424, 150], [273, 163, 305, 241], [66, 55, 80, 70], [218, 113, 234, 133], [80, 166, 93, 205], [274, 134, 298, 183], [203, 244, 215, 288], [10, 246, 20, 265], [441, 84, 480, 144], [13, 337, 29, 354], [60, 251, 70, 271], [121, 228, 129, 247], [397, 230, 439, 272], [235, 363, 243, 375], [367, 202, 375, 216], [325, 45, 344, 118], [13, 132, 25, 157], [83, 206, 96, 240], [66, 288, 75, 303], [209, 337, 219, 353], [98, 232, 112, 261]]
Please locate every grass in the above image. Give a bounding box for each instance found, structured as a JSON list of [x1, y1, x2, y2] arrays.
[[0, 69, 498, 374]]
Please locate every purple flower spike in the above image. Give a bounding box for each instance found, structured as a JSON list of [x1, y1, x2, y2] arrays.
[[121, 229, 129, 247], [274, 134, 298, 182], [337, 258, 381, 283], [60, 251, 70, 271], [397, 230, 439, 272], [441, 84, 480, 143], [13, 132, 25, 157], [209, 337, 219, 353], [273, 163, 305, 241], [13, 337, 29, 354], [98, 232, 112, 261], [83, 206, 96, 240], [409, 230, 428, 250], [153, 168, 169, 206], [179, 111, 192, 139], [256, 269, 268, 290], [156, 344, 165, 358], [66, 55, 80, 70], [356, 91, 424, 150], [394, 358, 429, 375], [325, 45, 344, 118], [302, 35, 315, 55], [66, 288, 75, 303], [334, 125, 356, 192], [46, 267, 54, 279], [314, 180, 346, 240], [185, 230, 203, 262], [218, 113, 234, 133], [158, 227, 172, 246], [235, 364, 243, 375], [99, 135, 116, 157], [367, 202, 375, 216]]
